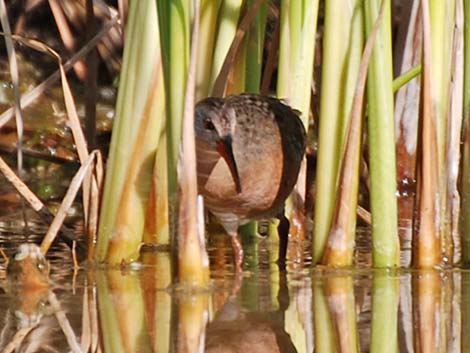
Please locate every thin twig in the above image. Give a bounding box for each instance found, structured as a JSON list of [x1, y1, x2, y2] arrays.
[[0, 155, 78, 245], [87, 152, 103, 261], [0, 155, 49, 212], [40, 151, 98, 254], [72, 241, 78, 269], [48, 0, 87, 80]]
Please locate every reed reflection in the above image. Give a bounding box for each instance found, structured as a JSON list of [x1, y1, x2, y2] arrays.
[[312, 269, 465, 353], [3, 242, 470, 353], [411, 270, 460, 353]]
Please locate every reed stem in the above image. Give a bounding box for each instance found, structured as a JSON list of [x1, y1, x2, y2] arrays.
[[364, 0, 399, 267]]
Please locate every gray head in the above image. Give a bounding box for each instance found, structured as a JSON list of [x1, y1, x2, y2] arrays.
[[195, 97, 241, 193], [195, 97, 237, 144]]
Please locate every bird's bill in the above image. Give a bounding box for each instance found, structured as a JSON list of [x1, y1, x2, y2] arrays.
[[217, 136, 242, 194]]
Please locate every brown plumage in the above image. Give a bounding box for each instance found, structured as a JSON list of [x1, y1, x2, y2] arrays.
[[195, 93, 306, 270]]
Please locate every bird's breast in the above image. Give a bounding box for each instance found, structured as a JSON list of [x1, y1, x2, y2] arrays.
[[196, 130, 284, 222]]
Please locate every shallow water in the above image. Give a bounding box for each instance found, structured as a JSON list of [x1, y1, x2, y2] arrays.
[[0, 214, 468, 353]]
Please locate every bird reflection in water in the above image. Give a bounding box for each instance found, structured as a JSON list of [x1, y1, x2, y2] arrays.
[[205, 270, 297, 353]]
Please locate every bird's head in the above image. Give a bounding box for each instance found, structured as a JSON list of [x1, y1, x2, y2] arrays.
[[195, 97, 241, 193]]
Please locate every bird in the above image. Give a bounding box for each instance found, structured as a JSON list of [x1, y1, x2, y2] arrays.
[[195, 93, 306, 272]]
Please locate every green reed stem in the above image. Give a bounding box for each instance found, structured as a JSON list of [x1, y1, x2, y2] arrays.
[[392, 64, 421, 92], [313, 0, 363, 264], [277, 1, 318, 127], [277, 0, 319, 241], [195, 0, 221, 100], [157, 0, 190, 229], [364, 0, 399, 267], [245, 0, 267, 93], [96, 0, 164, 262]]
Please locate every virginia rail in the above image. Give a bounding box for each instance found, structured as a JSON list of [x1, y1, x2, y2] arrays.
[[195, 93, 306, 271]]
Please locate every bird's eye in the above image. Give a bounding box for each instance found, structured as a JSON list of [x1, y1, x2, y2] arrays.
[[204, 119, 215, 131]]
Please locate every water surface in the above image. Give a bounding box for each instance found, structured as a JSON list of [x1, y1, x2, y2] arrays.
[[0, 216, 467, 353]]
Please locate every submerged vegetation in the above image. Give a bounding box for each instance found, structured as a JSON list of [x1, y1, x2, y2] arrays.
[[2, 0, 470, 352]]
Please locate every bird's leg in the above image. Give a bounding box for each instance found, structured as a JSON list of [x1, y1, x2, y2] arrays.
[[277, 213, 290, 270]]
